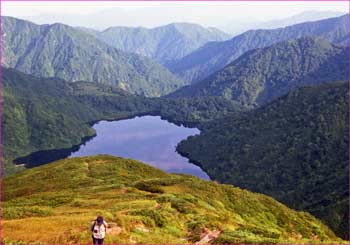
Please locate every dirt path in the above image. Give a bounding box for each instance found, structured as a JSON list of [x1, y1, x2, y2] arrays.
[[106, 222, 220, 244], [195, 228, 221, 244]]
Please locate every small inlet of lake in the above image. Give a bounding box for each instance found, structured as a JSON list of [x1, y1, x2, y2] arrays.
[[69, 116, 209, 179]]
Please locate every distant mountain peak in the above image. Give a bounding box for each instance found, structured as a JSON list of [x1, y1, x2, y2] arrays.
[[167, 14, 349, 83], [78, 22, 230, 64]]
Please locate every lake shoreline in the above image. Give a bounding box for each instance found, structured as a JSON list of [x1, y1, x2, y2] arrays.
[[175, 147, 213, 181], [13, 134, 96, 167], [13, 114, 210, 180], [12, 111, 150, 167]]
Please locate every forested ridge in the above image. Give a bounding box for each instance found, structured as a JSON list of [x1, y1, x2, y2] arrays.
[[79, 23, 229, 64], [167, 14, 349, 83], [177, 82, 349, 239], [169, 37, 349, 109], [2, 16, 184, 97]]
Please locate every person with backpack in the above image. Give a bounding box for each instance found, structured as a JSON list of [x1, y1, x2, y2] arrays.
[[90, 215, 108, 245]]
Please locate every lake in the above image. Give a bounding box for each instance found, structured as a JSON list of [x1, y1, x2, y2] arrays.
[[69, 115, 210, 179]]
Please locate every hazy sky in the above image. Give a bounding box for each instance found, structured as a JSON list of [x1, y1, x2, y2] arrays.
[[2, 1, 348, 31]]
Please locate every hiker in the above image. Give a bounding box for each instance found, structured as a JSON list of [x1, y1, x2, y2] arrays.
[[90, 215, 108, 245]]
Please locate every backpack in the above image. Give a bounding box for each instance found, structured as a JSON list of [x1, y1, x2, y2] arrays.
[[90, 221, 96, 232]]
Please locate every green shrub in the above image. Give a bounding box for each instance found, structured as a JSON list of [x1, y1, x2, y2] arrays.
[[130, 209, 167, 227], [3, 206, 53, 219], [134, 181, 164, 194]]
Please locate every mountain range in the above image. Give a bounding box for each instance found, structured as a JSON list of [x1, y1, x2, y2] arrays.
[[2, 16, 184, 97], [79, 23, 229, 65], [167, 14, 349, 83], [169, 37, 349, 109], [2, 12, 349, 243], [221, 11, 346, 35]]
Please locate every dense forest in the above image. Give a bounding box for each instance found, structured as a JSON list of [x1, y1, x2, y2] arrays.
[[2, 68, 152, 174], [177, 82, 349, 239]]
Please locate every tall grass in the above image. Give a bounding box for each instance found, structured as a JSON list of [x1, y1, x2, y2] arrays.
[[2, 155, 346, 244]]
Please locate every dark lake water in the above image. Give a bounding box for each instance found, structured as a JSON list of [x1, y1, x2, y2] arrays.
[[68, 116, 210, 179]]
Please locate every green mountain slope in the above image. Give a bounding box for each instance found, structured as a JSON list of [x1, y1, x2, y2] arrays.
[[2, 67, 156, 175], [177, 82, 349, 239], [167, 14, 349, 83], [169, 37, 348, 109], [79, 23, 229, 65], [2, 16, 184, 97], [2, 155, 344, 244]]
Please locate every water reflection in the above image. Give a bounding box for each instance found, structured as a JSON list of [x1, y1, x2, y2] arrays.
[[69, 116, 210, 179]]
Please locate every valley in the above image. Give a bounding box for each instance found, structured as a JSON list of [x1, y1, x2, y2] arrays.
[[1, 10, 349, 244]]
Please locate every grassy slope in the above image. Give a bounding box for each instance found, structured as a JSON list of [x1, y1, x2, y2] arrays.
[[177, 81, 349, 239], [2, 155, 344, 244]]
